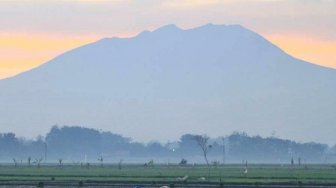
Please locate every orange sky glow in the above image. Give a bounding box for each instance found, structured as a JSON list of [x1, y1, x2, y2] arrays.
[[0, 0, 335, 79], [0, 33, 101, 79], [265, 34, 336, 69], [1, 31, 335, 79]]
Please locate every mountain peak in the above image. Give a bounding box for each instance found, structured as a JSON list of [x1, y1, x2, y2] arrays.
[[149, 24, 183, 36], [191, 23, 247, 31], [154, 24, 181, 32]]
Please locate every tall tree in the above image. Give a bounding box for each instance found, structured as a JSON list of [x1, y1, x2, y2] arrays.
[[194, 135, 212, 167]]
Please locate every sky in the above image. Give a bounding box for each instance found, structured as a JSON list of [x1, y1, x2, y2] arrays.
[[0, 0, 335, 79]]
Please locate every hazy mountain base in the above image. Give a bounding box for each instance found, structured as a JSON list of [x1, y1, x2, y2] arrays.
[[0, 126, 335, 164]]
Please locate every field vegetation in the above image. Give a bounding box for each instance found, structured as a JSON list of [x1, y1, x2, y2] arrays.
[[0, 163, 335, 187]]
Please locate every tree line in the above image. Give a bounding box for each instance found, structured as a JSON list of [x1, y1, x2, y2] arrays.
[[0, 126, 335, 164]]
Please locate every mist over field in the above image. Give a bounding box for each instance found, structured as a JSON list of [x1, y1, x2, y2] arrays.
[[1, 126, 335, 164]]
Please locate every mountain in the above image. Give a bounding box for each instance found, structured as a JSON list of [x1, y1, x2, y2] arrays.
[[0, 24, 335, 144]]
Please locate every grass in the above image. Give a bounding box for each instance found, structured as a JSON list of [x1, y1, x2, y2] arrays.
[[0, 164, 335, 186]]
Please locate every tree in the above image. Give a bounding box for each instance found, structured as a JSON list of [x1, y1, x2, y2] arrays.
[[58, 159, 63, 167], [34, 158, 43, 168], [179, 158, 187, 165], [194, 135, 212, 167], [44, 142, 47, 164], [221, 137, 226, 165], [144, 160, 154, 168], [97, 156, 103, 167], [12, 158, 17, 167], [118, 159, 123, 170], [28, 156, 31, 166], [244, 160, 248, 175]]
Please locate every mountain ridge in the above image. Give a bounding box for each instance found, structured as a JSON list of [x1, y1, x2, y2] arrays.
[[2, 23, 334, 82], [0, 24, 335, 144]]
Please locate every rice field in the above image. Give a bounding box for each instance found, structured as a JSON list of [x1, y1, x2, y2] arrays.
[[0, 163, 335, 187]]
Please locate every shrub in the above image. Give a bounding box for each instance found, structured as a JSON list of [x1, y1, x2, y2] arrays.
[[37, 182, 44, 187], [298, 180, 303, 186]]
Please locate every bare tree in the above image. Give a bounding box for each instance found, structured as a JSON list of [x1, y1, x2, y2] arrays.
[[97, 156, 103, 167], [194, 135, 212, 179], [194, 135, 212, 167], [12, 158, 17, 167], [58, 159, 63, 167], [34, 158, 43, 168]]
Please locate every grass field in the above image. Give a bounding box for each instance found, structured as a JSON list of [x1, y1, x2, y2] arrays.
[[0, 164, 335, 187]]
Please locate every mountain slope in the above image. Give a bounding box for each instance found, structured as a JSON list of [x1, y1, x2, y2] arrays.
[[0, 24, 335, 144]]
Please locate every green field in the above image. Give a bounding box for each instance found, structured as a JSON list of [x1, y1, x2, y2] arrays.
[[0, 164, 335, 187]]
